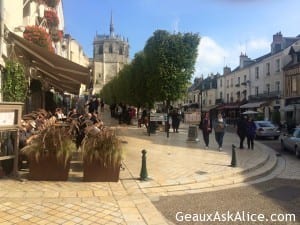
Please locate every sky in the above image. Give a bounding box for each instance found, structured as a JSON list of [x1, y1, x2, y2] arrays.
[[63, 0, 300, 80]]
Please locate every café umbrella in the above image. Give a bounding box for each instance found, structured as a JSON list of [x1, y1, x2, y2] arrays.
[[242, 110, 259, 115]]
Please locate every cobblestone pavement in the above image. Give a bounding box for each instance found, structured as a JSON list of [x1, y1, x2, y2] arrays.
[[0, 108, 282, 224]]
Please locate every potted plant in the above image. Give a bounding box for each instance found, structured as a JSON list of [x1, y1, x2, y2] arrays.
[[44, 9, 59, 28], [81, 126, 123, 182], [21, 121, 75, 180]]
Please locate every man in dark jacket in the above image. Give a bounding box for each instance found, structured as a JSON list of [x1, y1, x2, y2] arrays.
[[236, 115, 247, 149]]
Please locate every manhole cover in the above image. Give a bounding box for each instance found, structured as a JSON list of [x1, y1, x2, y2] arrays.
[[195, 171, 208, 175], [262, 186, 300, 201]]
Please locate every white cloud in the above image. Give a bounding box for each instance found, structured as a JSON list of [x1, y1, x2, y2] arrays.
[[195, 36, 228, 77], [194, 36, 270, 79]]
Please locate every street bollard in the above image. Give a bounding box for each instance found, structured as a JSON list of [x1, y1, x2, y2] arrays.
[[231, 144, 237, 167], [140, 149, 148, 181]]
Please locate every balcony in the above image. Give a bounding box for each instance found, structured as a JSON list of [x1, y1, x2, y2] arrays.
[[235, 83, 240, 87], [249, 91, 281, 101], [215, 98, 224, 105]]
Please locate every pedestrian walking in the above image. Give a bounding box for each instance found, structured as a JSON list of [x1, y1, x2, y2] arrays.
[[201, 112, 212, 149], [170, 109, 180, 133], [213, 113, 226, 151], [236, 115, 247, 149], [246, 117, 256, 150]]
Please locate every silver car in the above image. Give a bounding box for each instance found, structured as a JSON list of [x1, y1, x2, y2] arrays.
[[280, 128, 300, 158], [254, 121, 280, 140]]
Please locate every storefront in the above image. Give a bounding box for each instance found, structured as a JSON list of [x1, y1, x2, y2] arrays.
[[7, 32, 91, 113]]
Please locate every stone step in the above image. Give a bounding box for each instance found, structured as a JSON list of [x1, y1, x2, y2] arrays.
[[142, 149, 278, 195]]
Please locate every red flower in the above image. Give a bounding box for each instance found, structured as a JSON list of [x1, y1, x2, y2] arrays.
[[23, 25, 54, 52]]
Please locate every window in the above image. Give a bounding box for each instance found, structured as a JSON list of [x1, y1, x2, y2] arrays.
[[209, 99, 211, 105], [109, 44, 113, 53], [227, 80, 229, 88], [220, 79, 223, 87], [255, 86, 259, 96], [255, 67, 259, 79], [98, 45, 103, 54], [230, 78, 233, 87], [292, 77, 297, 92], [237, 77, 240, 85], [119, 46, 123, 55], [266, 84, 270, 94], [275, 81, 280, 92], [266, 63, 270, 75], [230, 92, 233, 102], [227, 93, 229, 103], [220, 92, 223, 99], [276, 59, 280, 72], [244, 75, 247, 82]]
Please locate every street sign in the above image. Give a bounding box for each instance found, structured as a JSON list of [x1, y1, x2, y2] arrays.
[[186, 125, 199, 142], [150, 113, 167, 122], [184, 112, 201, 124]]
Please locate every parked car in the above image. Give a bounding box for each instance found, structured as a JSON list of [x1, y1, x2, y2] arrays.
[[280, 128, 300, 158], [254, 121, 280, 140]]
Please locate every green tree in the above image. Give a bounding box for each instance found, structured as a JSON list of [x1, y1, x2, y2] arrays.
[[144, 30, 200, 109]]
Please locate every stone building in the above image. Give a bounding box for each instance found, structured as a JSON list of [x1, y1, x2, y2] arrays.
[[91, 14, 130, 94]]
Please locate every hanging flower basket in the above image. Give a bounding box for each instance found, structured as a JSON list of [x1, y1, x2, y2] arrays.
[[23, 25, 54, 52], [44, 10, 59, 28], [44, 0, 60, 8], [50, 28, 63, 43]]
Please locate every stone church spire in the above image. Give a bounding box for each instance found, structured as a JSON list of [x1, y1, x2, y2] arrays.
[[110, 11, 114, 37]]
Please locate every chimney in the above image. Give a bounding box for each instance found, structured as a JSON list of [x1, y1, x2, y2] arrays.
[[271, 32, 283, 54], [240, 53, 248, 68], [223, 66, 231, 75]]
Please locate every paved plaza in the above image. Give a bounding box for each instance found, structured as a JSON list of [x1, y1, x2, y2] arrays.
[[0, 109, 286, 225]]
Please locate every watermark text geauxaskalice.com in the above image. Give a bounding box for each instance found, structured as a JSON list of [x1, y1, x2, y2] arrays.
[[175, 211, 296, 223]]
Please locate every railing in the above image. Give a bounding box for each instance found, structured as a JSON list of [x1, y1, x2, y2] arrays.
[[249, 91, 281, 100]]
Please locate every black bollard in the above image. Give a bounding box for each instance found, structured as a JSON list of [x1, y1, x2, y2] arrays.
[[231, 144, 237, 167], [140, 149, 148, 181]]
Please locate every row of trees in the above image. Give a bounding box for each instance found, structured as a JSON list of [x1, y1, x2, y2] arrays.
[[100, 30, 200, 111]]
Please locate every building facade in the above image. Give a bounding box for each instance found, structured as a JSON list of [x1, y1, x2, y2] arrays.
[[283, 45, 300, 125], [187, 32, 300, 123], [0, 0, 90, 112], [91, 14, 129, 94]]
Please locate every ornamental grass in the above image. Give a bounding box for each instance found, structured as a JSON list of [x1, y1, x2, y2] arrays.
[[81, 126, 122, 168], [21, 122, 75, 166]]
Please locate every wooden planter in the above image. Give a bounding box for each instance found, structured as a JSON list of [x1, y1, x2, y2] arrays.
[[28, 154, 70, 181], [83, 159, 121, 182]]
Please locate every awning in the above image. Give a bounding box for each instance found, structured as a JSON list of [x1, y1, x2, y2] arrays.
[[8, 32, 90, 95], [282, 104, 300, 112], [240, 101, 266, 109], [202, 105, 217, 112], [217, 104, 240, 110]]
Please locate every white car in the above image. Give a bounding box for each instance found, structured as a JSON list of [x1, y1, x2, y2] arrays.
[[280, 128, 300, 158], [254, 121, 280, 140]]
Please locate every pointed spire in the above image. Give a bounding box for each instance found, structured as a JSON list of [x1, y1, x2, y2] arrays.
[[110, 11, 114, 37]]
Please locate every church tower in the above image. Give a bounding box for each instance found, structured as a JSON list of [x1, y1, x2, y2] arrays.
[[92, 13, 130, 94]]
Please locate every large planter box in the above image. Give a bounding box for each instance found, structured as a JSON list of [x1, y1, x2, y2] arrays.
[[28, 154, 70, 181], [83, 159, 120, 182]]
